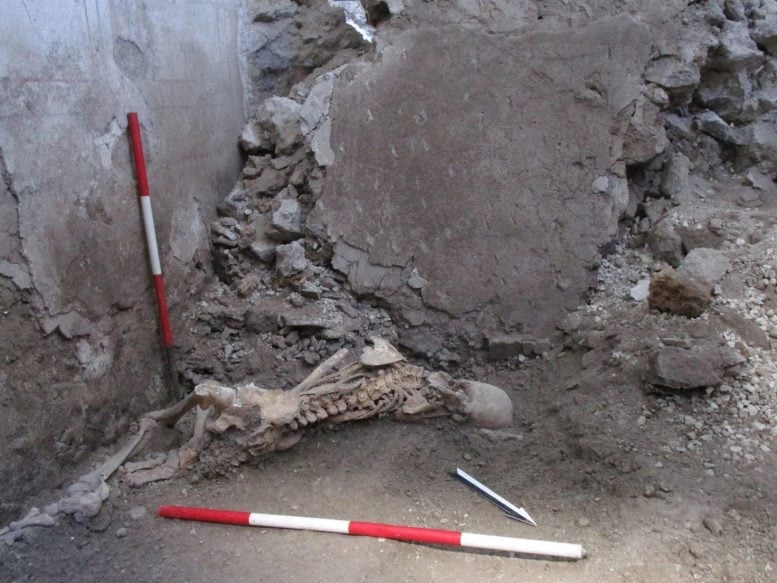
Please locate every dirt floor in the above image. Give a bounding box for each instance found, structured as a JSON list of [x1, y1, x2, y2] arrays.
[[4, 125, 777, 583], [3, 189, 777, 583], [2, 342, 775, 582]]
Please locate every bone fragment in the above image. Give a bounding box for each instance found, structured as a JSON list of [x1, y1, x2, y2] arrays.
[[360, 336, 404, 367], [10, 508, 56, 531], [58, 491, 104, 518], [292, 348, 350, 392], [2, 529, 23, 545]]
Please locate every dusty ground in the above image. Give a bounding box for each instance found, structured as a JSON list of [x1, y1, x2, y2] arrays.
[[5, 99, 777, 583], [2, 335, 775, 582], [5, 190, 777, 582]]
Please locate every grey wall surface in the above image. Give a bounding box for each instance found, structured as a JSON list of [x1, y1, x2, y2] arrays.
[[0, 0, 244, 516], [317, 17, 653, 355]]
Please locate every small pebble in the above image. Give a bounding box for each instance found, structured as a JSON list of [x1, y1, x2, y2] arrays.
[[576, 517, 590, 527], [703, 516, 723, 535], [116, 527, 129, 538], [462, 453, 473, 461], [128, 506, 147, 521], [688, 542, 705, 558]]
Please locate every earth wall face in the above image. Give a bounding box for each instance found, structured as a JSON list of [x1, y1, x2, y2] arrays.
[[0, 0, 245, 518]]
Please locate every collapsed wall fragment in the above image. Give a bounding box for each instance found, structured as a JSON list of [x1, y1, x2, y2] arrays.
[[210, 0, 777, 373], [316, 18, 656, 355], [199, 0, 777, 377], [221, 13, 665, 362]]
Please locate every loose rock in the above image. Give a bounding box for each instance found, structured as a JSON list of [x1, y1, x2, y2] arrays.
[[703, 516, 724, 536], [407, 269, 428, 290], [723, 0, 746, 22], [678, 248, 730, 288], [256, 96, 303, 154], [644, 57, 700, 102], [270, 199, 304, 241], [688, 541, 706, 559], [239, 121, 269, 153], [251, 0, 298, 22], [648, 221, 684, 267], [275, 241, 310, 278], [751, 14, 777, 55], [630, 279, 650, 302], [128, 506, 147, 521], [659, 153, 691, 198], [696, 111, 733, 143], [652, 346, 723, 390], [245, 167, 287, 196], [249, 216, 278, 263], [648, 268, 711, 317], [710, 21, 763, 71]]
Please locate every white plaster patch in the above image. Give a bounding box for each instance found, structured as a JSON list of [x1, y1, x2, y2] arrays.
[[76, 337, 114, 379], [93, 118, 124, 169], [170, 202, 208, 264], [311, 118, 335, 166]]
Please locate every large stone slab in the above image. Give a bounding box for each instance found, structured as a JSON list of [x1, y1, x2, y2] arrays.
[[313, 17, 653, 350], [652, 346, 724, 390]]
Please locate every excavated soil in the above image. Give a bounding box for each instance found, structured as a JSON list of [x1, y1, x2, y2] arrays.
[[4, 2, 777, 581], [2, 341, 775, 582], [5, 190, 777, 581]]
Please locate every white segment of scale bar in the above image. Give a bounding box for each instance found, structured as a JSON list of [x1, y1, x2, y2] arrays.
[[248, 513, 350, 534]]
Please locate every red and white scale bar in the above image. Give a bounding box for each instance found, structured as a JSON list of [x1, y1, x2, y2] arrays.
[[127, 112, 173, 349], [158, 505, 585, 560]]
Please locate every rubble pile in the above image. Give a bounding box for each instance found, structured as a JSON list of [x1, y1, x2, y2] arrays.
[[181, 0, 777, 390], [240, 0, 373, 106], [561, 208, 777, 468], [175, 60, 404, 390]]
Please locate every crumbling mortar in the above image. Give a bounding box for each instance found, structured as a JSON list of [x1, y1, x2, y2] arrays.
[[0, 145, 19, 204], [0, 145, 37, 300]]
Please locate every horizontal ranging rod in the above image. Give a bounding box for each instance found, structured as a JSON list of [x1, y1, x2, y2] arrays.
[[158, 505, 584, 560]]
